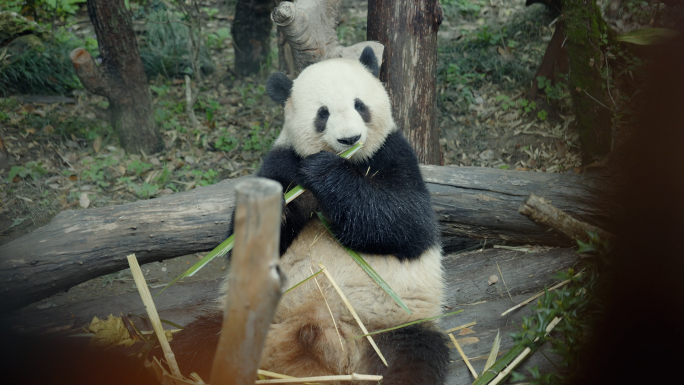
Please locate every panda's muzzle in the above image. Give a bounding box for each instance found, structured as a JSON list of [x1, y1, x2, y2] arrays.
[[337, 135, 361, 146]]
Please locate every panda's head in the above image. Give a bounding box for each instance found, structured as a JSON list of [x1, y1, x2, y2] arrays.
[[266, 47, 396, 162]]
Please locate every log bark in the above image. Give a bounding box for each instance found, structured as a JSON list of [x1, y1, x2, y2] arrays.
[[271, 0, 383, 77], [0, 166, 617, 312], [1, 246, 579, 384], [561, 0, 612, 162], [71, 0, 161, 154], [211, 178, 284, 385], [367, 0, 443, 165], [232, 0, 276, 76]]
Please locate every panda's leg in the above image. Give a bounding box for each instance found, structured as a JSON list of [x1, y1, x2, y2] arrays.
[[169, 313, 223, 380], [361, 324, 450, 385]]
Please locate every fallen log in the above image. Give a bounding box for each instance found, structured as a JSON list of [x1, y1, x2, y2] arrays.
[[0, 166, 615, 312], [1, 246, 579, 384]]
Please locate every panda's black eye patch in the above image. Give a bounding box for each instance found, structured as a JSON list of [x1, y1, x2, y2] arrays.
[[354, 98, 371, 123], [315, 106, 329, 133]]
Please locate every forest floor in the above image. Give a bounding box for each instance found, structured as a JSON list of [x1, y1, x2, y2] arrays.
[[0, 0, 655, 311]]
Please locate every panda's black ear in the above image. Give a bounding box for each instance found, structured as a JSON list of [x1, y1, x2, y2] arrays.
[[359, 46, 380, 77], [266, 72, 293, 105]]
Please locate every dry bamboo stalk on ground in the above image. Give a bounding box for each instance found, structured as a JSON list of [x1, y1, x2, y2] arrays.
[[319, 262, 388, 366], [449, 333, 478, 379], [127, 253, 182, 378], [210, 178, 286, 385], [501, 271, 583, 316], [519, 194, 616, 244], [488, 316, 562, 385], [444, 321, 477, 334], [254, 373, 383, 384]]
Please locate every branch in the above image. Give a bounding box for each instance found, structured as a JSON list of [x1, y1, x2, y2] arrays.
[[70, 48, 109, 98], [519, 193, 616, 244]]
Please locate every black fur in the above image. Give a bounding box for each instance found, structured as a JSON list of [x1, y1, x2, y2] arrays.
[[359, 46, 380, 77], [171, 314, 223, 380], [363, 324, 450, 385], [354, 98, 371, 123], [255, 146, 319, 255], [266, 72, 293, 105], [315, 106, 330, 132], [295, 131, 437, 260]]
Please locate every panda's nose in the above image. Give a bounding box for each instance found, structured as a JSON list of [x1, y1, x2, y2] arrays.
[[337, 135, 361, 146]]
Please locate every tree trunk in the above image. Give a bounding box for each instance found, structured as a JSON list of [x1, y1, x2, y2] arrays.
[[72, 0, 161, 154], [561, 0, 612, 162], [0, 166, 618, 312], [272, 0, 383, 77], [232, 0, 275, 76], [367, 0, 443, 165], [528, 21, 568, 100]]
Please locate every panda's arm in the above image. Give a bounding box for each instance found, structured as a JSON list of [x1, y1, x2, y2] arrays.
[[227, 146, 318, 256], [296, 131, 437, 260]]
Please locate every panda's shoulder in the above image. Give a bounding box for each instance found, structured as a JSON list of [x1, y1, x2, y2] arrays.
[[371, 131, 420, 170]]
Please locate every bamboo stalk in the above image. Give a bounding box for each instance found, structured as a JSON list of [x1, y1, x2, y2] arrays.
[[449, 333, 478, 379], [487, 317, 562, 385], [310, 266, 345, 352], [254, 373, 383, 384], [444, 321, 477, 334], [318, 262, 388, 366], [127, 254, 182, 378], [500, 272, 582, 316]]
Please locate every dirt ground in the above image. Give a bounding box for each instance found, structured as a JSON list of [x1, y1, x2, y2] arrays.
[[0, 0, 655, 311]]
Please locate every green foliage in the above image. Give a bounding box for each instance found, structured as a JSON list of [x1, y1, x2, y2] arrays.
[[537, 109, 548, 121], [8, 162, 48, 181], [127, 160, 153, 176], [537, 76, 569, 101], [0, 34, 83, 96], [206, 27, 230, 50], [214, 129, 239, 152], [441, 0, 483, 17], [191, 168, 219, 186], [138, 8, 215, 79], [81, 157, 117, 187], [242, 122, 276, 152]]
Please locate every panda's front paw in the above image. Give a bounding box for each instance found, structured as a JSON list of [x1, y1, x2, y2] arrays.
[[296, 151, 345, 190]]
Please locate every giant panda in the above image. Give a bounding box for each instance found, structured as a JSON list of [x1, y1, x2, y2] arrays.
[[172, 47, 450, 384]]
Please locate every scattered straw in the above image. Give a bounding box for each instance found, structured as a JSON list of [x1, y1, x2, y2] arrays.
[[310, 266, 345, 352], [127, 254, 182, 378], [496, 261, 514, 302], [319, 263, 387, 366], [449, 333, 478, 379], [501, 272, 583, 316], [444, 321, 477, 334], [255, 373, 382, 384], [482, 329, 501, 374]]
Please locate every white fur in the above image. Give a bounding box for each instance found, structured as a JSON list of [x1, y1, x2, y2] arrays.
[[274, 58, 397, 162]]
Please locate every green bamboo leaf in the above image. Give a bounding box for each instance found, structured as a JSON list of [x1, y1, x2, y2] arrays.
[[154, 234, 234, 297], [616, 28, 679, 45], [316, 212, 412, 315], [157, 142, 364, 297], [283, 269, 323, 295], [482, 329, 501, 375], [347, 310, 463, 340]]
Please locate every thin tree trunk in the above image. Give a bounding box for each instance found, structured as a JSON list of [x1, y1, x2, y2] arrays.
[[232, 0, 275, 76], [367, 0, 444, 165], [74, 0, 161, 154], [561, 0, 612, 162]]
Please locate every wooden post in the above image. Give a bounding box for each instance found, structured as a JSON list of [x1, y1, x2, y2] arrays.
[[210, 178, 285, 385], [367, 0, 444, 165]]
